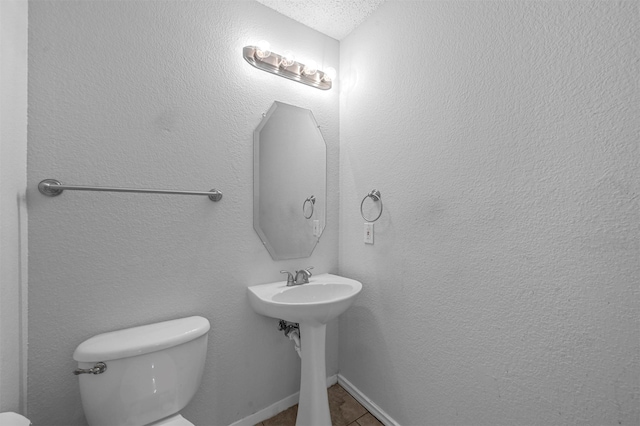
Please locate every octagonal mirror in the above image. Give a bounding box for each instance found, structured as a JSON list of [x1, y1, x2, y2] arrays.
[[254, 101, 326, 260]]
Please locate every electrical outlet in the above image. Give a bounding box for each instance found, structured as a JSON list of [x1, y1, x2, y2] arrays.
[[364, 222, 374, 244], [313, 220, 321, 237]]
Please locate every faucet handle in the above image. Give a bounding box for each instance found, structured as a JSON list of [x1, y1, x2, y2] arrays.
[[280, 270, 295, 286], [295, 267, 314, 284]]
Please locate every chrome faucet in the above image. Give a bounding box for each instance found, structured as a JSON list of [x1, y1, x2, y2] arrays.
[[280, 267, 314, 286], [295, 267, 314, 284], [280, 270, 295, 286]]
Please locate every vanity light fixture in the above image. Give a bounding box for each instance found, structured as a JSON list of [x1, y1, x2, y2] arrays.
[[255, 40, 272, 59], [281, 50, 296, 67], [323, 67, 336, 82], [243, 42, 334, 90], [303, 60, 317, 76]]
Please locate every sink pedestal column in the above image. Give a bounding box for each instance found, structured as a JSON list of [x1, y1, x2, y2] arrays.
[[296, 323, 331, 426]]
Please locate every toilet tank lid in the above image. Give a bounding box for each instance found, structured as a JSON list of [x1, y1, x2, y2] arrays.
[[73, 316, 210, 362], [0, 412, 31, 426]]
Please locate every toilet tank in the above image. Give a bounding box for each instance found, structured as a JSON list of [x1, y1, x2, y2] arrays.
[[73, 316, 210, 426]]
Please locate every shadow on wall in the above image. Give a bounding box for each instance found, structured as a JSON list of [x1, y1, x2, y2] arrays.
[[340, 304, 405, 421]]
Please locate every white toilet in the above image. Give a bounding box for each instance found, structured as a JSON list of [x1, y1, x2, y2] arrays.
[[73, 316, 210, 426], [0, 412, 31, 426]]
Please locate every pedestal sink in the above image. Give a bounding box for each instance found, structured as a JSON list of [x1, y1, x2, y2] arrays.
[[247, 273, 362, 426]]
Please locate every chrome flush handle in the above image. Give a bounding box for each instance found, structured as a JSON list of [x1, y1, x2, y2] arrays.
[[73, 362, 107, 375]]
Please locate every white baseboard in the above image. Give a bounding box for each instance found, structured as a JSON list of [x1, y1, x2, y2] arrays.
[[327, 373, 338, 387], [337, 374, 400, 426], [229, 375, 338, 426]]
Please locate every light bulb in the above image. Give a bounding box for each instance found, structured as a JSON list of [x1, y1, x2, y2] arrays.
[[322, 67, 336, 82], [303, 60, 317, 76], [281, 50, 295, 67], [256, 40, 271, 59]]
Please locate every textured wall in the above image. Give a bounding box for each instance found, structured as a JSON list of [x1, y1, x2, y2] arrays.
[[0, 0, 28, 414], [255, 0, 385, 40], [27, 1, 338, 425], [339, 1, 639, 425]]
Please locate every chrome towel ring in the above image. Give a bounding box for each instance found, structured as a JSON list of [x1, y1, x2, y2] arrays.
[[360, 189, 383, 222], [303, 195, 316, 219]]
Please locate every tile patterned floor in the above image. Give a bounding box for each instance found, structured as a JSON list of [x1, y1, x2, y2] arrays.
[[256, 384, 383, 426]]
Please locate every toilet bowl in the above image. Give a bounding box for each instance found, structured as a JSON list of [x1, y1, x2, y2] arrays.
[[0, 412, 31, 426], [73, 316, 210, 426]]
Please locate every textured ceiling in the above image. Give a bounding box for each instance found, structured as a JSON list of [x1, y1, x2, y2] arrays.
[[255, 0, 386, 40]]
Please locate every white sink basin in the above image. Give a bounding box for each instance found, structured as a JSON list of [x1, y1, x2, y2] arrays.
[[247, 273, 362, 325], [248, 273, 362, 425]]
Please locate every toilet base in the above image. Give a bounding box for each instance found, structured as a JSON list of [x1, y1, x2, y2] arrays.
[[148, 414, 194, 426]]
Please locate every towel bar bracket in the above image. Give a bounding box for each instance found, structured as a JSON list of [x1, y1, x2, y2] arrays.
[[38, 179, 65, 197]]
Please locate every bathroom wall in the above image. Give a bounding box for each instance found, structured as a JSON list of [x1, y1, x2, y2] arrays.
[[0, 0, 28, 414], [28, 1, 339, 425], [339, 1, 638, 425]]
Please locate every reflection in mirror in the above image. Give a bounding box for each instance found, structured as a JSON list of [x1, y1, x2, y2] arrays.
[[254, 101, 326, 260]]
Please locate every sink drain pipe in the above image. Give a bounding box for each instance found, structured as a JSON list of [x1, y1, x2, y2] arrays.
[[278, 320, 301, 359]]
